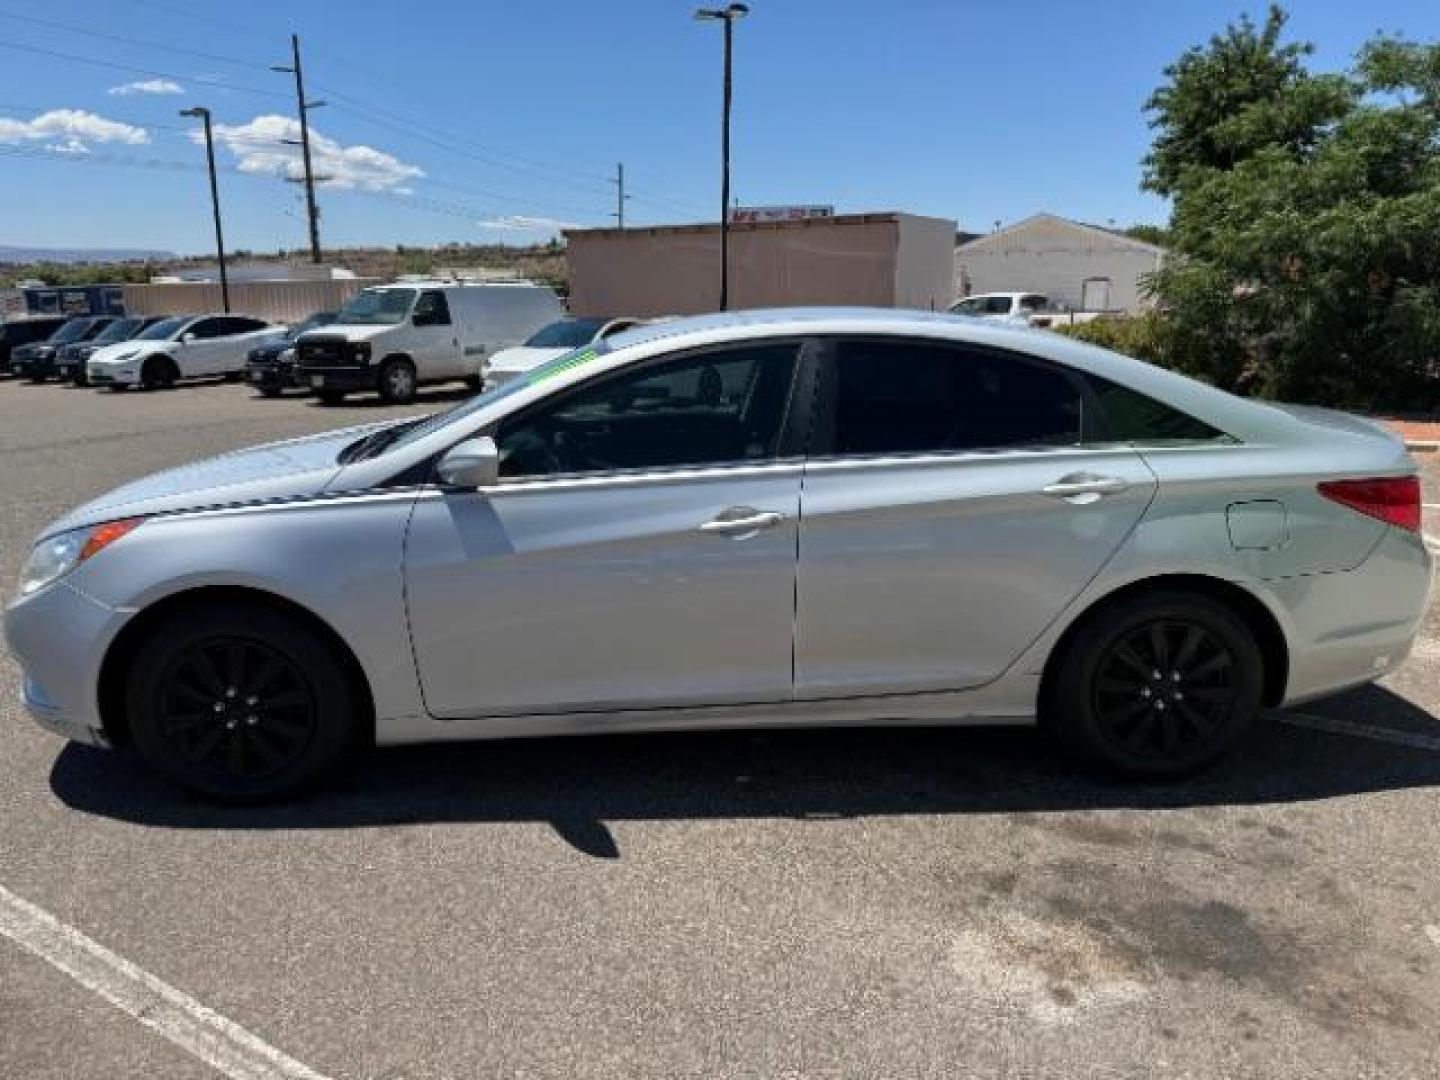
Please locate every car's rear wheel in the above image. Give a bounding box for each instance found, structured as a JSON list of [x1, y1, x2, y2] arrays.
[[125, 602, 360, 801], [1047, 591, 1263, 778], [317, 389, 346, 406], [378, 358, 417, 405], [256, 385, 282, 399]]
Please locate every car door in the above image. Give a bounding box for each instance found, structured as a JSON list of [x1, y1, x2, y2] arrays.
[[403, 339, 810, 718], [410, 289, 462, 379], [176, 317, 228, 376], [217, 318, 270, 373], [794, 336, 1157, 699]]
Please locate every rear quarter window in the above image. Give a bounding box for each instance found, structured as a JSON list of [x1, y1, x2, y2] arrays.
[[1081, 374, 1234, 445]]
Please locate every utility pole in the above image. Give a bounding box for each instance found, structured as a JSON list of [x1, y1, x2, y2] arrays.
[[272, 34, 325, 264], [609, 162, 630, 228], [611, 162, 627, 229], [694, 4, 748, 312], [179, 106, 229, 313]]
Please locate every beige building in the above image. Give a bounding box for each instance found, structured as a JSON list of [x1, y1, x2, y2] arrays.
[[120, 278, 376, 324], [565, 211, 956, 317], [955, 213, 1167, 314]]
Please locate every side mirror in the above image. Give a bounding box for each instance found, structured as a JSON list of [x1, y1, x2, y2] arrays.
[[181, 332, 196, 344], [436, 436, 499, 489]]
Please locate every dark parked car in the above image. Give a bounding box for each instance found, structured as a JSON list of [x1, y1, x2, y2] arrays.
[[11, 317, 117, 382], [0, 316, 69, 376], [55, 316, 168, 385], [246, 311, 337, 397]]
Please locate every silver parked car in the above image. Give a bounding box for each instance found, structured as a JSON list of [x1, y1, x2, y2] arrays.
[[5, 309, 1432, 800]]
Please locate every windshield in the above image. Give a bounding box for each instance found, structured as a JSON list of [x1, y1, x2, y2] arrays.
[[49, 319, 96, 344], [375, 339, 615, 460], [90, 318, 143, 344], [137, 317, 190, 340], [285, 312, 337, 340], [524, 318, 606, 349], [336, 289, 415, 325]]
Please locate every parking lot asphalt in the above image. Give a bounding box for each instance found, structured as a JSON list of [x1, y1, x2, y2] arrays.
[[1, 376, 1437, 1080]]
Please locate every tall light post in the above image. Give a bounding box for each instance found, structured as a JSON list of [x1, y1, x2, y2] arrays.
[[694, 3, 748, 312], [179, 106, 229, 313]]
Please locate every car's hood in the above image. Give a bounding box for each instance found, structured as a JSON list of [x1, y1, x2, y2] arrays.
[[301, 323, 401, 343], [41, 419, 399, 538], [88, 340, 157, 365], [488, 345, 568, 372]]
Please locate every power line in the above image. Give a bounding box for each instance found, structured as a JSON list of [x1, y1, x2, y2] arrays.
[[0, 40, 288, 100], [0, 8, 273, 72]]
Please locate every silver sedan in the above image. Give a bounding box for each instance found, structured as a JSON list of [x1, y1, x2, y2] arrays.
[[5, 309, 1433, 800]]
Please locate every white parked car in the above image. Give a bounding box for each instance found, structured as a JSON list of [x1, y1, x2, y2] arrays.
[[485, 316, 646, 390], [87, 314, 286, 390], [295, 281, 564, 405]]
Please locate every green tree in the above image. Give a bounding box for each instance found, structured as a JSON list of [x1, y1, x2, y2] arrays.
[[1144, 7, 1440, 410]]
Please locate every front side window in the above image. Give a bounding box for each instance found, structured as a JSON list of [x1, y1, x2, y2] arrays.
[[91, 318, 143, 344], [525, 318, 605, 348], [187, 318, 227, 340], [822, 340, 1083, 457], [413, 291, 451, 326], [1019, 294, 1048, 312], [138, 317, 190, 341], [498, 343, 800, 479]]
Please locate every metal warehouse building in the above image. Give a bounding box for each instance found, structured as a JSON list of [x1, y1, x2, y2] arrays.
[[565, 211, 956, 317], [955, 213, 1167, 315]]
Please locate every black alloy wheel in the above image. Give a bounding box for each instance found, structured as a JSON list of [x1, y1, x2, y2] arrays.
[[154, 638, 318, 783]]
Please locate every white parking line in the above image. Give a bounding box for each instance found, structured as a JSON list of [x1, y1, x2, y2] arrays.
[[1279, 712, 1440, 753], [0, 883, 330, 1080]]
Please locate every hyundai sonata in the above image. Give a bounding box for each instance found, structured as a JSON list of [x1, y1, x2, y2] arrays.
[[5, 309, 1432, 799]]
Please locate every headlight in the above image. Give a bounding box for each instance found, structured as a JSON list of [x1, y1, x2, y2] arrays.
[[353, 341, 371, 364], [17, 518, 144, 598], [279, 347, 296, 362]]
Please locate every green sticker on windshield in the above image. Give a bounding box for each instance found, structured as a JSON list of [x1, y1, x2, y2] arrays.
[[527, 347, 599, 385]]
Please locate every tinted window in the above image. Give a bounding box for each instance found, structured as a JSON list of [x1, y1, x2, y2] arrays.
[[825, 340, 1083, 456], [91, 318, 144, 344], [187, 318, 227, 339], [1018, 295, 1048, 311], [524, 318, 606, 348], [414, 291, 451, 326], [49, 319, 96, 344], [498, 344, 799, 478], [338, 288, 415, 325], [138, 317, 190, 340], [1081, 374, 1231, 444], [222, 317, 266, 335]]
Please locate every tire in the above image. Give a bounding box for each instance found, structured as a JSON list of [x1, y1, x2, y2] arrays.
[[124, 601, 362, 801], [257, 386, 283, 399], [317, 389, 346, 406], [141, 355, 178, 391], [377, 357, 417, 405], [464, 374, 484, 391], [222, 371, 243, 383], [1045, 591, 1264, 778]]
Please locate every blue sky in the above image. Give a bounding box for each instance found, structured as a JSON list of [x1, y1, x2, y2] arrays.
[[0, 0, 1435, 255]]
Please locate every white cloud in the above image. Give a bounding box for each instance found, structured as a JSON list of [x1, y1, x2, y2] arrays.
[[108, 78, 183, 96], [0, 109, 149, 154], [477, 215, 577, 233], [203, 114, 422, 192]]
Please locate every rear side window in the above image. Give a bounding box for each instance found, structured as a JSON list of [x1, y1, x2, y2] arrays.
[[823, 340, 1083, 456], [1081, 374, 1232, 444]]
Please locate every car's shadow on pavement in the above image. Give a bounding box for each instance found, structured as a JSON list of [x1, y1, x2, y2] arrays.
[[301, 386, 473, 410], [50, 684, 1440, 858]]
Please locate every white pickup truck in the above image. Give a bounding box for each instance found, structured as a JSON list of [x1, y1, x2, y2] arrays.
[[949, 292, 1108, 328]]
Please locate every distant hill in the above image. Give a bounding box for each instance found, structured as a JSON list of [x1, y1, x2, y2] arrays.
[[0, 245, 174, 265]]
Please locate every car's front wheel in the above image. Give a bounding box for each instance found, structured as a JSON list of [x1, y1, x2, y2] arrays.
[[1046, 591, 1264, 778], [124, 601, 362, 801], [378, 358, 417, 405]]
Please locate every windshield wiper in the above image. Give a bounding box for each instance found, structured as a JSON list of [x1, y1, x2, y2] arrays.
[[338, 419, 424, 464]]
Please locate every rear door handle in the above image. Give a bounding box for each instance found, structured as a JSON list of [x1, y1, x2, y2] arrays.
[[1042, 474, 1131, 503], [699, 507, 786, 537]]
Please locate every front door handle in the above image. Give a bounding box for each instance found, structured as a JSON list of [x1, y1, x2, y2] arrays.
[[699, 507, 786, 537], [1042, 473, 1131, 504]]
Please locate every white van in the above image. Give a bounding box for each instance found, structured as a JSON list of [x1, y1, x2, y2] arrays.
[[294, 281, 564, 405]]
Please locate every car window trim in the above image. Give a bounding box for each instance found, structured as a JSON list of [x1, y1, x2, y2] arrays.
[[463, 335, 819, 487]]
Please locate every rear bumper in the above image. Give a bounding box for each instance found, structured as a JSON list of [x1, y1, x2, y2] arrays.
[[1269, 527, 1435, 705]]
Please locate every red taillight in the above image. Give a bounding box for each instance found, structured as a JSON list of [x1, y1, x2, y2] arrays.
[[1317, 476, 1421, 532]]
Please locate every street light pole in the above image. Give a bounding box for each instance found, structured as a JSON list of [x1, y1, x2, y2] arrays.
[[694, 3, 749, 312], [179, 106, 229, 313]]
